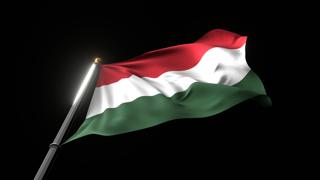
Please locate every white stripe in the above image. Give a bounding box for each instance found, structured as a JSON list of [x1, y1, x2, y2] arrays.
[[86, 45, 250, 119]]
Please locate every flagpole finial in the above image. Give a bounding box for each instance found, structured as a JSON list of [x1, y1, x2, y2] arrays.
[[94, 57, 102, 64]]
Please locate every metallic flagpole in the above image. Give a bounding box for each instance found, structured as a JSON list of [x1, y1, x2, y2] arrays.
[[34, 58, 102, 180]]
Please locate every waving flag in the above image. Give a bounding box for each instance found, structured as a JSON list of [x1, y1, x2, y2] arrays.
[[66, 29, 270, 142]]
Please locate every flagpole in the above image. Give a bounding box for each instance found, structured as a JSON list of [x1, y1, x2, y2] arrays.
[[34, 58, 102, 180]]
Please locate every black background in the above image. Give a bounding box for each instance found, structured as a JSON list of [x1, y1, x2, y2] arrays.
[[12, 2, 285, 179]]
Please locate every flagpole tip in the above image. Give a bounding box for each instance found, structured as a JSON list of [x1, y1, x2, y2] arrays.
[[94, 57, 102, 64]]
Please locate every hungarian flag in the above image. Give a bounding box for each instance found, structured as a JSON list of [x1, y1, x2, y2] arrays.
[[66, 29, 271, 143]]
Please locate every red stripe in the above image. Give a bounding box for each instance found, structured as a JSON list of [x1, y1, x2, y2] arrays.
[[97, 29, 247, 87]]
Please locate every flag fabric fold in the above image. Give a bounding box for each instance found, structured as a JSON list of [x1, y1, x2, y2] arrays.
[[66, 29, 270, 143]]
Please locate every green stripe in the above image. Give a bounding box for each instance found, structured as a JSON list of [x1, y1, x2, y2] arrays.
[[65, 71, 271, 143]]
